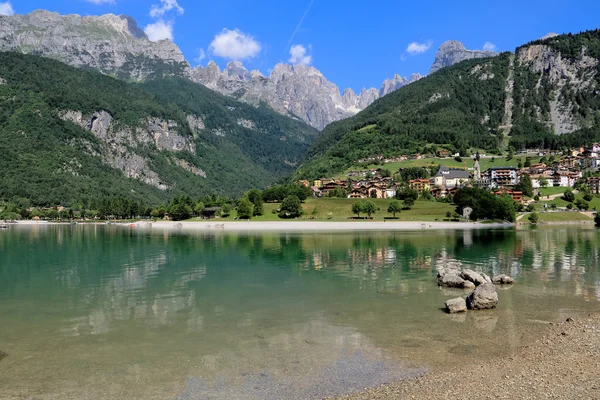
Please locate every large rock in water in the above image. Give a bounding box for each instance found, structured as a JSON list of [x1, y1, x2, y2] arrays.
[[0, 350, 7, 361], [466, 283, 498, 310], [437, 269, 474, 289], [460, 269, 486, 286], [445, 298, 467, 314]]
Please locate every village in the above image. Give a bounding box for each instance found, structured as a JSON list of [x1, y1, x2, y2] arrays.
[[300, 144, 600, 203]]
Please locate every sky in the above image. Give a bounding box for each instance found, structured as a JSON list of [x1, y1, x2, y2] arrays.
[[4, 0, 600, 92]]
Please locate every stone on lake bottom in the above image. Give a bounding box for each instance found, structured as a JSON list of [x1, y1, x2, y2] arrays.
[[492, 275, 515, 285], [466, 283, 498, 310], [445, 297, 467, 314]]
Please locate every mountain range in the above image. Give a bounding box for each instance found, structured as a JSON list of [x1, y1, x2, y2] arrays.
[[0, 10, 493, 130]]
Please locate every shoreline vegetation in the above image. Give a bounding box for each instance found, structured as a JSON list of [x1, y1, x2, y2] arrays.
[[332, 314, 600, 400]]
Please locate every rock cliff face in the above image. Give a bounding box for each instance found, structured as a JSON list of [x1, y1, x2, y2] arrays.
[[515, 43, 599, 135], [430, 40, 498, 74], [59, 109, 198, 189], [0, 10, 423, 130], [0, 10, 188, 80]]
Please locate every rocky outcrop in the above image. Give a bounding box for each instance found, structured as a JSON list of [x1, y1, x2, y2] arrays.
[[0, 10, 188, 80], [517, 44, 598, 135], [445, 297, 467, 314], [186, 115, 205, 136], [175, 159, 207, 178], [59, 109, 196, 189], [379, 73, 422, 97], [466, 283, 498, 310], [430, 40, 498, 74]]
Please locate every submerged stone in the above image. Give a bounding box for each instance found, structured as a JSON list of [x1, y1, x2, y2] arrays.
[[492, 275, 515, 285], [445, 297, 467, 314]]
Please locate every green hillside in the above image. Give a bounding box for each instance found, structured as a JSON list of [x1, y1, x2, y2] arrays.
[[297, 30, 600, 180], [0, 52, 318, 206], [297, 54, 511, 179]]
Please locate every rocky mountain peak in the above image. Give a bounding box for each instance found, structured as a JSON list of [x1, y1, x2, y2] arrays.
[[0, 10, 187, 80], [429, 40, 498, 74], [225, 61, 250, 81], [95, 13, 147, 39], [541, 32, 560, 40]]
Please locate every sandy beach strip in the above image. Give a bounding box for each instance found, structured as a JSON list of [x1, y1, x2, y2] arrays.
[[332, 314, 600, 400], [128, 220, 514, 232]]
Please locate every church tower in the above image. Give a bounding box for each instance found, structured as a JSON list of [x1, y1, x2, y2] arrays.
[[473, 159, 481, 182]]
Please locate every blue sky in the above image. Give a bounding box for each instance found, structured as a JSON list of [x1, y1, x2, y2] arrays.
[[6, 0, 600, 92]]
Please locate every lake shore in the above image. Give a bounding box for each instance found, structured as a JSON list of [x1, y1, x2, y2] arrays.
[[333, 314, 600, 400], [134, 220, 514, 232]]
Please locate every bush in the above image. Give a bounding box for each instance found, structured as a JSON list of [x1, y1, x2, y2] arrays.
[[575, 199, 590, 210], [279, 195, 303, 219], [563, 189, 575, 203], [237, 198, 254, 219], [403, 197, 415, 210], [528, 212, 539, 224], [583, 192, 594, 202], [595, 213, 600, 227]]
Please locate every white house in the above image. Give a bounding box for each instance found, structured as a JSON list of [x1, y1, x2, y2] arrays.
[[433, 166, 472, 188], [488, 167, 519, 187]]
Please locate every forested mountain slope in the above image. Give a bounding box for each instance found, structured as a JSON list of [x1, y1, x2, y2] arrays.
[[0, 52, 318, 206], [297, 30, 600, 179]]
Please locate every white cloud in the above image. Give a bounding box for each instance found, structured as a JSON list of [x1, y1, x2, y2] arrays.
[[406, 40, 433, 55], [0, 1, 14, 16], [85, 0, 116, 4], [483, 41, 497, 52], [288, 44, 312, 65], [150, 0, 184, 18], [209, 29, 262, 60], [195, 48, 206, 64], [144, 20, 173, 42]]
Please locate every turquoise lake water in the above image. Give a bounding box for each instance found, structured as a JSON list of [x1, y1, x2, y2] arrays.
[[0, 225, 599, 399]]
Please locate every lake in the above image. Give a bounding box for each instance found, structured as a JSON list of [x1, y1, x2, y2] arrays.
[[0, 225, 599, 399]]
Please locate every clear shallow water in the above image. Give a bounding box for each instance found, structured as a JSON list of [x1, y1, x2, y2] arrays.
[[0, 226, 599, 399]]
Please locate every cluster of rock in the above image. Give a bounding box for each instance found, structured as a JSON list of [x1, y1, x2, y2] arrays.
[[437, 268, 515, 313]]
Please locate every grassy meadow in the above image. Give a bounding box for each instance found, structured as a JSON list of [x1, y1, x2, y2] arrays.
[[190, 198, 456, 222], [341, 155, 539, 178]]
